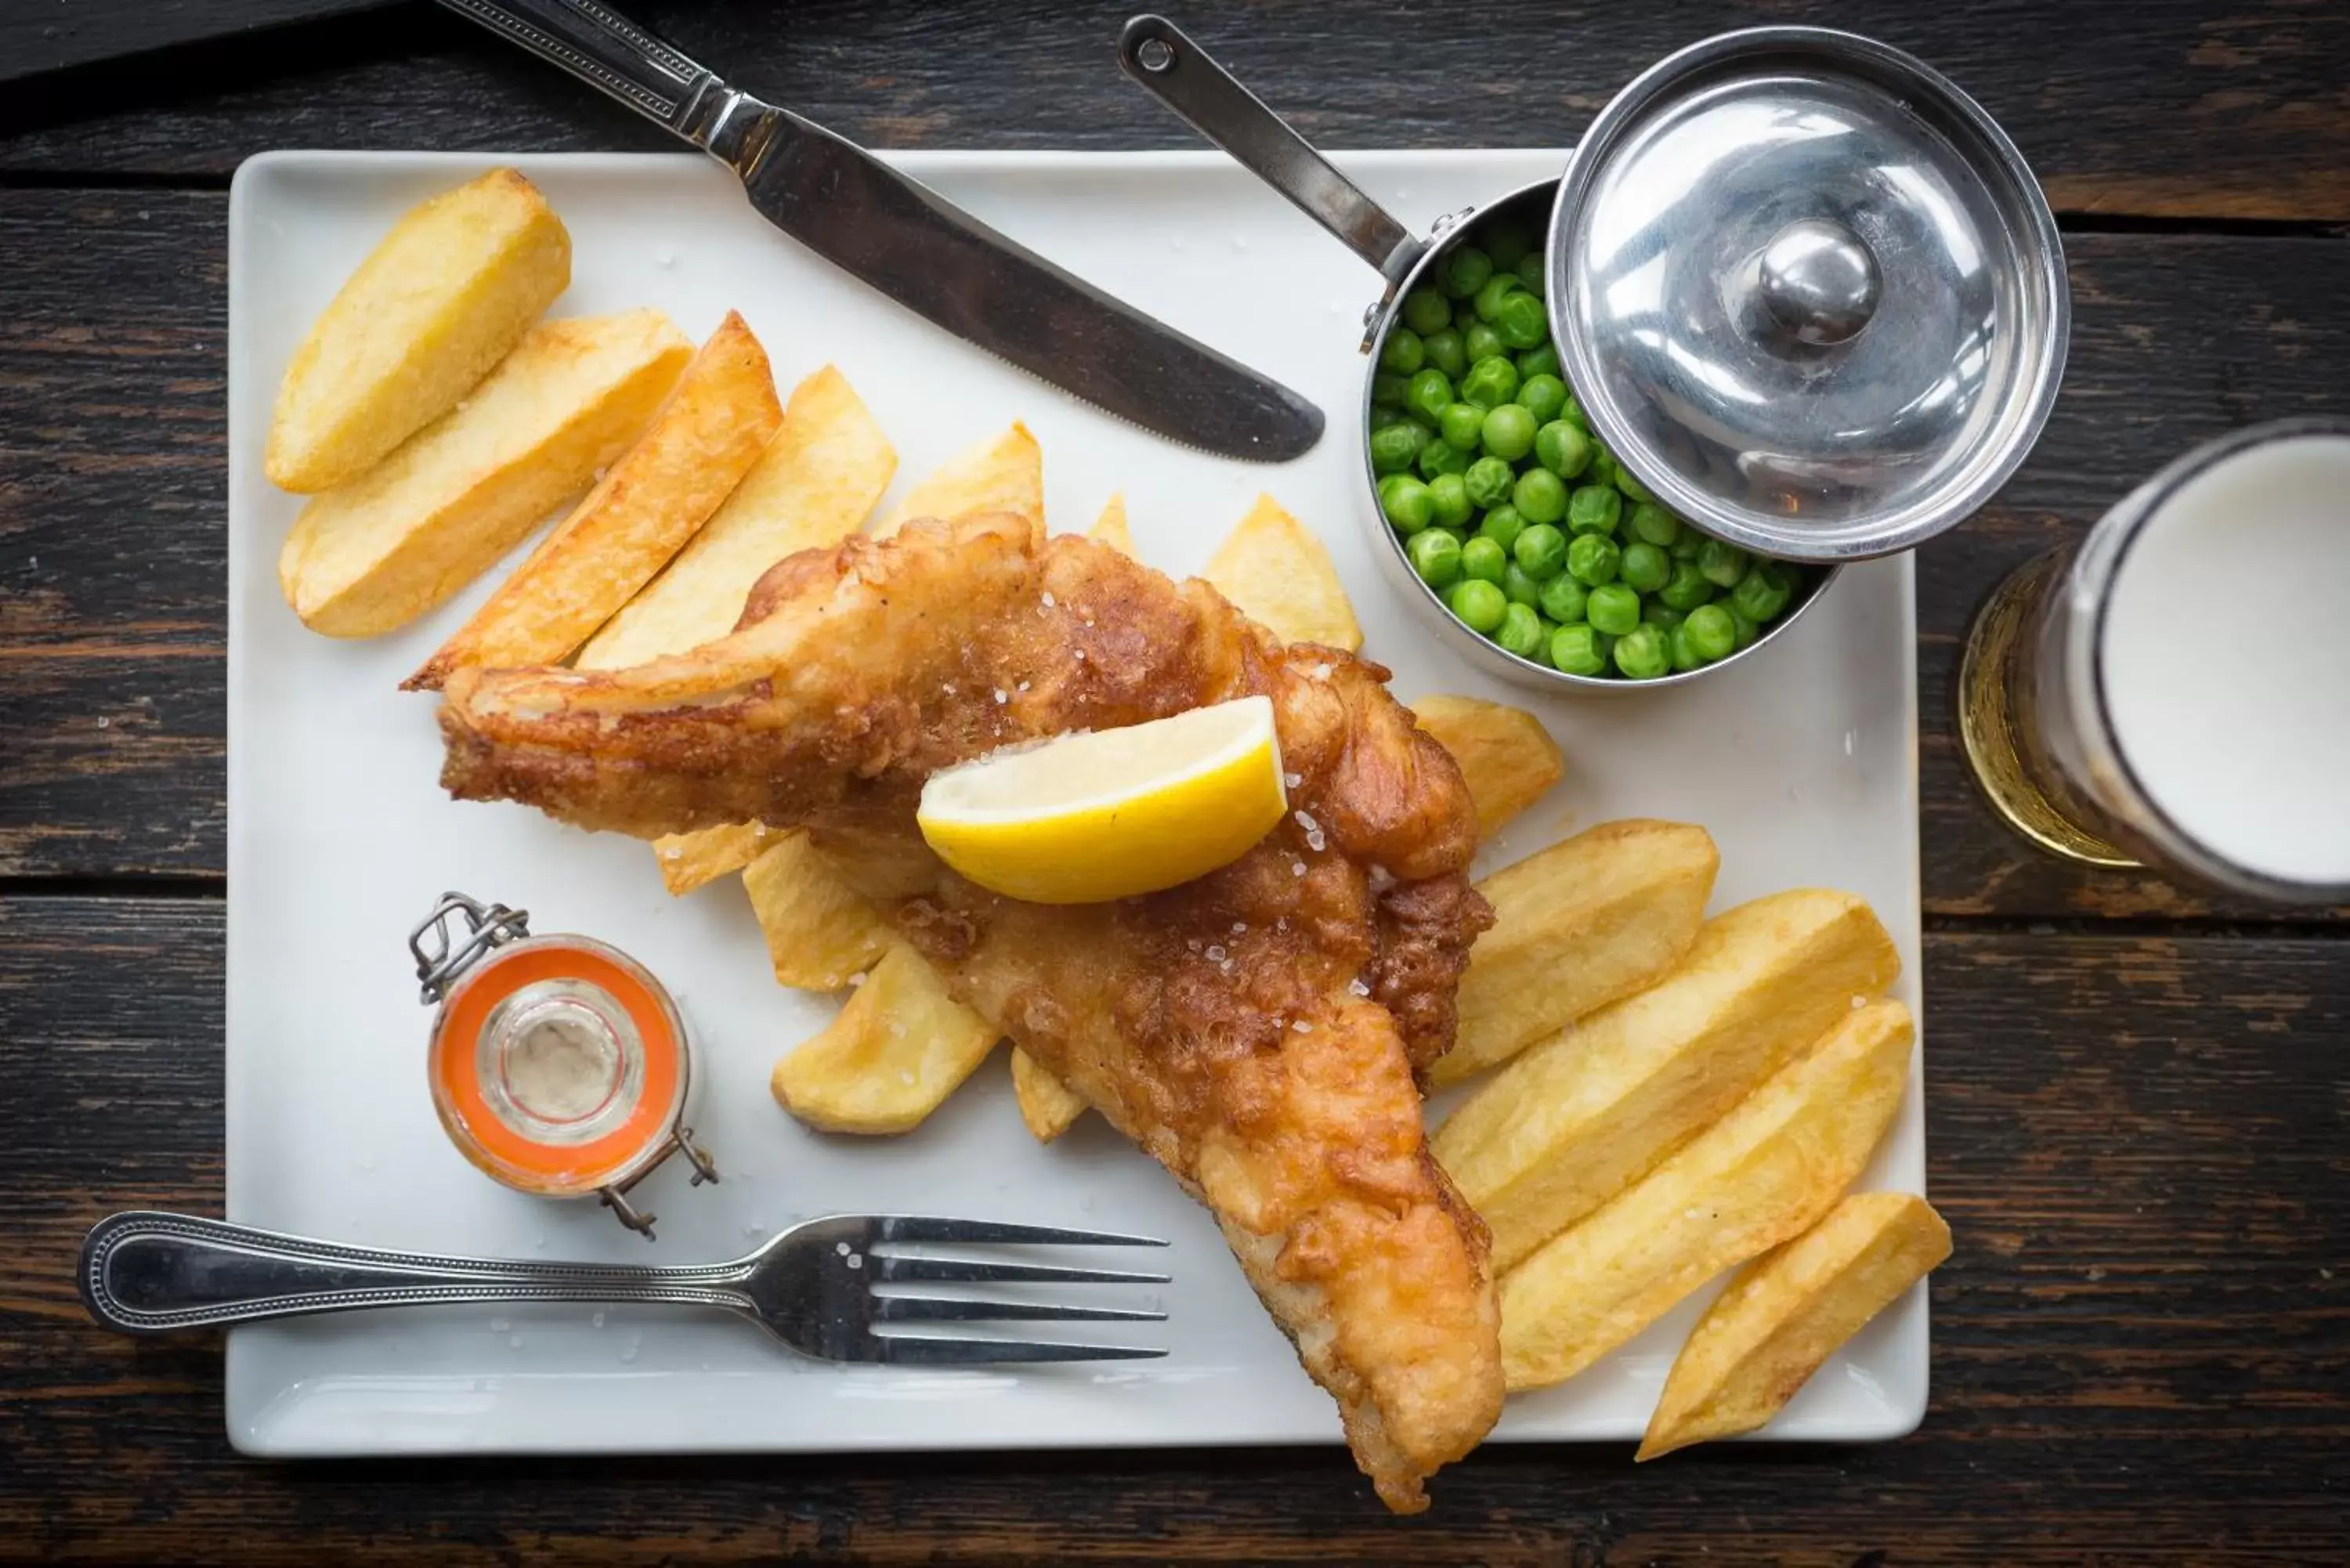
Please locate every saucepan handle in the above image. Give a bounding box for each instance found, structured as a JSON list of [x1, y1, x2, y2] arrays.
[[1119, 14, 1426, 290]]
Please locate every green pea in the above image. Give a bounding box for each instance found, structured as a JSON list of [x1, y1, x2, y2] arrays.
[[1660, 558, 1716, 610], [1697, 539, 1751, 589], [1538, 573, 1588, 625], [1615, 463, 1655, 504], [1459, 356, 1520, 410], [1441, 246, 1494, 300], [1586, 442, 1615, 490], [1585, 581, 1641, 636], [1473, 271, 1523, 323], [1561, 393, 1590, 432], [1423, 327, 1467, 381], [1669, 620, 1703, 673], [1477, 504, 1525, 553], [1501, 561, 1543, 609], [1594, 630, 1620, 668], [1368, 422, 1427, 475], [1731, 561, 1798, 622], [1516, 343, 1561, 381], [1402, 287, 1452, 336], [1513, 522, 1568, 579], [1447, 576, 1507, 634], [1549, 621, 1607, 677], [1481, 221, 1535, 271], [1481, 403, 1538, 462], [1426, 472, 1473, 529], [1370, 403, 1404, 430], [1518, 374, 1568, 425], [1405, 526, 1462, 589], [1455, 298, 1480, 331], [1567, 532, 1622, 586], [1459, 535, 1507, 584], [1514, 250, 1546, 294], [1629, 502, 1681, 548], [1463, 455, 1516, 510], [1371, 371, 1409, 406], [1612, 623, 1672, 680], [1438, 402, 1486, 452], [1641, 602, 1685, 634], [1381, 475, 1434, 534], [1463, 321, 1506, 366], [1668, 529, 1705, 562], [1376, 471, 1412, 506], [1513, 467, 1567, 525], [1378, 328, 1423, 377], [1495, 291, 1548, 349], [1417, 438, 1470, 480], [1495, 601, 1546, 659], [1567, 483, 1622, 537], [1403, 368, 1452, 428], [1685, 603, 1737, 663], [1535, 420, 1592, 479], [1620, 539, 1671, 593]]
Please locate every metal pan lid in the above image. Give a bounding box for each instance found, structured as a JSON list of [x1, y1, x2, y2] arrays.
[[1548, 27, 2068, 562]]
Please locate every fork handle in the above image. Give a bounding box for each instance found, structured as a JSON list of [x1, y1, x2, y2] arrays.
[[433, 0, 757, 154], [79, 1211, 752, 1335]]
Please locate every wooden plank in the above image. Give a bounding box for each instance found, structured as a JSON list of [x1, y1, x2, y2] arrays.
[[2, 898, 2344, 1563], [0, 0, 394, 86], [0, 1, 2345, 222], [4, 188, 2346, 919]]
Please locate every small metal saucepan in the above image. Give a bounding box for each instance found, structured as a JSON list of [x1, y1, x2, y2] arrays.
[[1120, 16, 2068, 695], [1116, 14, 1828, 692]]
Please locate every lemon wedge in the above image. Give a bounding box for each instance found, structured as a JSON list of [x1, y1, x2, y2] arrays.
[[916, 695, 1289, 904]]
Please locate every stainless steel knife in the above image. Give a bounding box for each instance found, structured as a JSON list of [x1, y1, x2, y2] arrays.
[[433, 0, 1325, 461]]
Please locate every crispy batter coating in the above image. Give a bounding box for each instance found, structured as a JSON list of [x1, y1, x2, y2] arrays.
[[436, 513, 1503, 1508]]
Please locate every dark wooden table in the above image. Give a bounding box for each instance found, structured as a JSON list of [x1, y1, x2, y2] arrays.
[[4, 2, 2347, 1563]]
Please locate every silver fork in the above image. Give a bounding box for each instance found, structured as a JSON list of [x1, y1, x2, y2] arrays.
[[80, 1210, 1170, 1364]]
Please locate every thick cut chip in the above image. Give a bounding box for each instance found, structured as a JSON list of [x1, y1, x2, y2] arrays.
[[870, 423, 1042, 539], [1499, 998, 1914, 1391], [268, 168, 572, 493], [278, 310, 690, 637], [741, 832, 893, 991], [570, 363, 895, 893], [1202, 493, 1361, 651], [1408, 695, 1565, 841], [772, 945, 1001, 1133], [409, 310, 783, 687], [1640, 1191, 1950, 1458], [1437, 887, 1897, 1267], [1010, 1046, 1088, 1142], [1430, 819, 1718, 1089], [1088, 493, 1135, 555]]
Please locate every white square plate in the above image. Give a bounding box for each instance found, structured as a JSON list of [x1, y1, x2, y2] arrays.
[[225, 149, 1925, 1458]]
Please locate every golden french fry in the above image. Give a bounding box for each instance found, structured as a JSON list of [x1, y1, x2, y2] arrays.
[[1202, 493, 1361, 651], [1010, 1047, 1087, 1142], [1436, 887, 1898, 1267], [771, 945, 1000, 1133], [870, 422, 1042, 539], [279, 310, 690, 637], [741, 832, 893, 991], [268, 168, 571, 493], [1409, 695, 1565, 841], [1430, 820, 1719, 1089], [1088, 492, 1135, 555], [571, 363, 896, 894], [1639, 1191, 1950, 1459], [410, 311, 783, 686], [1500, 998, 1914, 1391]]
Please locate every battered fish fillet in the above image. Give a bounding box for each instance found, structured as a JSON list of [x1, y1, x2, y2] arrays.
[[435, 512, 1504, 1509]]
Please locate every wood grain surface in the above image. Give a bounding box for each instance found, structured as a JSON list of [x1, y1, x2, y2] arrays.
[[4, 901, 2345, 1564], [3, 3, 2347, 1562]]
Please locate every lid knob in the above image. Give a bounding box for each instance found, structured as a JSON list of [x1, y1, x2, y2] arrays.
[[1756, 219, 1882, 346]]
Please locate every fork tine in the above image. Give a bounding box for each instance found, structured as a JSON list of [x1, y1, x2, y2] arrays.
[[871, 1255, 1171, 1287], [864, 1335, 1167, 1365], [871, 1295, 1166, 1324], [868, 1216, 1170, 1248]]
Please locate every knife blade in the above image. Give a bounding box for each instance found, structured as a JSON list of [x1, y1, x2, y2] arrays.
[[434, 0, 1325, 461]]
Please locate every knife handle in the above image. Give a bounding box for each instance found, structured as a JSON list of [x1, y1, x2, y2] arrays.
[[436, 0, 757, 155], [1119, 14, 1424, 291]]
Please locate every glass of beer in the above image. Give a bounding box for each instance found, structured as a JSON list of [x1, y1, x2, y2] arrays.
[[1958, 418, 2350, 902]]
